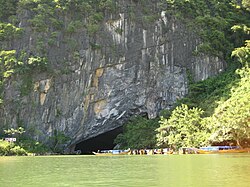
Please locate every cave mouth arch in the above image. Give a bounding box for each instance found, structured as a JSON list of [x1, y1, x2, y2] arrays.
[[75, 127, 123, 154]]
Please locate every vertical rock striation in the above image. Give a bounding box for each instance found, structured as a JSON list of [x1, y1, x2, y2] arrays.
[[0, 0, 226, 149]]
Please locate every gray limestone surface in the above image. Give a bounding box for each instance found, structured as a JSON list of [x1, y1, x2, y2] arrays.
[[0, 1, 226, 150]]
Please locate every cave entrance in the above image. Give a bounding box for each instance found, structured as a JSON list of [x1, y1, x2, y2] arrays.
[[75, 127, 123, 154]]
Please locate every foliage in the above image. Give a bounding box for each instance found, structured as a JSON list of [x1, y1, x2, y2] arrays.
[[243, 0, 250, 11], [19, 0, 63, 32], [0, 0, 250, 150], [66, 20, 83, 34], [18, 137, 49, 154], [174, 42, 250, 147], [177, 63, 240, 116], [0, 140, 27, 156], [9, 145, 28, 156], [19, 74, 33, 96], [0, 50, 19, 79], [13, 126, 50, 154], [114, 116, 159, 149], [90, 42, 102, 50], [165, 0, 250, 57], [231, 24, 250, 46], [86, 23, 100, 35], [207, 68, 250, 147], [17, 0, 115, 33], [142, 15, 160, 26], [159, 109, 172, 119], [49, 130, 71, 153], [0, 50, 48, 78], [26, 56, 48, 71], [156, 104, 210, 149], [4, 127, 25, 136], [1, 127, 49, 154], [0, 23, 23, 41], [51, 0, 116, 13], [0, 50, 48, 101], [114, 27, 123, 35], [0, 0, 18, 21], [176, 35, 250, 147], [232, 40, 250, 66], [206, 43, 250, 147]]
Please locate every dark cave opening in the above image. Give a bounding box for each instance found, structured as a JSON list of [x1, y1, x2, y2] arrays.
[[75, 127, 123, 154]]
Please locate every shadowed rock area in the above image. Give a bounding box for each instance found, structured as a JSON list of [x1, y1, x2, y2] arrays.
[[75, 127, 123, 154]]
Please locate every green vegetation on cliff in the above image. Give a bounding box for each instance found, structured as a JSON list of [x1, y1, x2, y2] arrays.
[[0, 0, 117, 105], [156, 43, 250, 149], [0, 0, 250, 152], [119, 59, 250, 149], [165, 0, 250, 58], [0, 127, 70, 155], [115, 0, 250, 149]]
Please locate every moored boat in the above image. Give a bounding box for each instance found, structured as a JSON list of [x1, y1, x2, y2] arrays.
[[93, 149, 130, 156], [178, 147, 199, 154], [197, 146, 250, 154]]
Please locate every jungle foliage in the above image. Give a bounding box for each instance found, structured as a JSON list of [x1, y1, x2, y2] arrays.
[[0, 140, 27, 156], [156, 42, 250, 149], [165, 0, 250, 58], [156, 104, 210, 149], [156, 0, 250, 148], [114, 116, 159, 149]]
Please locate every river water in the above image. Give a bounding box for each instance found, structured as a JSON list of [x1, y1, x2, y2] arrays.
[[0, 154, 250, 187]]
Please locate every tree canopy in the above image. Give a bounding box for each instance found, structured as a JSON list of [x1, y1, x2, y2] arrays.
[[156, 104, 210, 149], [114, 116, 159, 149], [207, 41, 250, 147]]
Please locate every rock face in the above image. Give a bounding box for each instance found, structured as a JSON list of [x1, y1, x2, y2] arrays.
[[0, 1, 225, 149]]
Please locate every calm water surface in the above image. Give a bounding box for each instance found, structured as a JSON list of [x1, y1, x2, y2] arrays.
[[0, 154, 250, 187]]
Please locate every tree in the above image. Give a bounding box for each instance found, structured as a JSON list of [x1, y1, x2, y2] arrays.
[[4, 127, 25, 136], [232, 40, 250, 66], [243, 0, 250, 11], [207, 41, 250, 147], [49, 130, 70, 153], [208, 68, 250, 147], [0, 0, 18, 21], [3, 127, 25, 144], [114, 116, 159, 149], [156, 104, 210, 149]]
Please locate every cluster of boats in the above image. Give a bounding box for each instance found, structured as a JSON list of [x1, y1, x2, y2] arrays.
[[196, 146, 250, 154], [92, 146, 250, 156]]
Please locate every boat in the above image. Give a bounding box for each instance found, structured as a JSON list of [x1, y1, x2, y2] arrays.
[[178, 147, 199, 154], [92, 149, 130, 156], [197, 146, 250, 154]]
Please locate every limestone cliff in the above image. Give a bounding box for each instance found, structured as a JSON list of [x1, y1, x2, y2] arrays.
[[0, 0, 225, 150]]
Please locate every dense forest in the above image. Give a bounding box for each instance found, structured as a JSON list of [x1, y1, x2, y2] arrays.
[[0, 0, 250, 155]]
